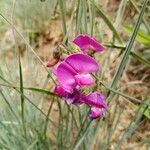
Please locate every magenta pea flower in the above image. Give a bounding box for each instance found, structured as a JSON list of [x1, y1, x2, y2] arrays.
[[89, 107, 106, 119], [48, 35, 108, 119], [82, 92, 107, 108], [73, 34, 105, 53], [55, 53, 99, 93], [54, 85, 84, 105], [54, 84, 108, 119], [54, 85, 108, 119], [82, 92, 108, 119]]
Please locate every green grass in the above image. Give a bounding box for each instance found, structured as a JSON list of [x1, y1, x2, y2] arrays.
[[0, 0, 149, 149]]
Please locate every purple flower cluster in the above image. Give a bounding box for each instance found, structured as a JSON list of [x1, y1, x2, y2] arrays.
[[49, 35, 108, 119]]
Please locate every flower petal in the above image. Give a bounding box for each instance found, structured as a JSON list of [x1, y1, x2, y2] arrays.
[[65, 53, 99, 73], [73, 34, 105, 52], [73, 35, 90, 50], [54, 85, 68, 97], [56, 62, 77, 93], [75, 74, 94, 86], [65, 90, 84, 105], [82, 92, 108, 109], [89, 107, 106, 119]]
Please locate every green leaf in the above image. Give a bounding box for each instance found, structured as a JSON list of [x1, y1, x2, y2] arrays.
[[124, 25, 150, 46], [134, 99, 150, 119], [130, 51, 150, 66]]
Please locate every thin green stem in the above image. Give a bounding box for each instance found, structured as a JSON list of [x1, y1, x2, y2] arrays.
[[58, 0, 68, 44], [73, 120, 92, 150], [19, 55, 27, 139], [43, 98, 55, 140]]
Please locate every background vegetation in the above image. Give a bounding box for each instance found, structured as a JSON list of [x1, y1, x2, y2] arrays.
[[0, 0, 149, 149]]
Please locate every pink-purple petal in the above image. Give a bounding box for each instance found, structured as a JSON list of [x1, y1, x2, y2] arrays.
[[54, 85, 68, 97], [73, 35, 90, 50], [89, 37, 105, 52], [65, 53, 99, 73], [74, 74, 94, 86], [73, 35, 105, 52], [89, 107, 106, 119], [82, 92, 108, 109], [56, 62, 77, 93], [65, 90, 84, 105]]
